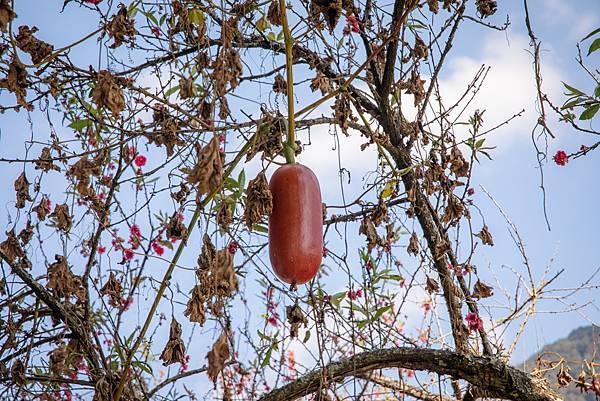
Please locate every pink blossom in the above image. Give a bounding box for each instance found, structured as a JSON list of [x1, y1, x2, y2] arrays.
[[134, 155, 147, 167]]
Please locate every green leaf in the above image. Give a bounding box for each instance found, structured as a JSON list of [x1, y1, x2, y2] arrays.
[[562, 98, 583, 110], [238, 169, 246, 189], [582, 27, 600, 42], [267, 32, 276, 41], [165, 85, 180, 97], [132, 360, 153, 375], [68, 118, 92, 132], [587, 38, 600, 55], [142, 11, 158, 26], [303, 330, 311, 343], [372, 305, 392, 321], [261, 347, 273, 368], [579, 103, 600, 120], [595, 85, 600, 98], [253, 224, 268, 233], [188, 9, 205, 26], [563, 82, 585, 96]]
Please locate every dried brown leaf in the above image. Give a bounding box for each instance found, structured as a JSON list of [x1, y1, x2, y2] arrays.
[[91, 70, 125, 117], [160, 318, 186, 366], [206, 330, 230, 383], [244, 172, 272, 229], [14, 172, 32, 209]]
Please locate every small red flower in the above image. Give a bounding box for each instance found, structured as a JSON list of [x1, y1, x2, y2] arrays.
[[227, 241, 239, 254], [83, 0, 103, 4], [134, 155, 147, 167], [553, 150, 568, 166], [218, 134, 225, 143], [346, 15, 360, 33], [123, 249, 134, 260], [151, 27, 161, 37], [347, 289, 363, 301], [98, 246, 106, 254], [465, 312, 484, 332], [467, 188, 475, 196], [152, 241, 165, 256]]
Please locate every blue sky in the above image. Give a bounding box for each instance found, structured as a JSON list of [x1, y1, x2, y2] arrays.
[[1, 0, 600, 397]]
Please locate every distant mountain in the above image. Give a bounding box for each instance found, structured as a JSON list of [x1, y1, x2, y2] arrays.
[[521, 325, 599, 401]]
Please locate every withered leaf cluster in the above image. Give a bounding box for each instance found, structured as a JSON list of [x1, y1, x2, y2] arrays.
[[179, 76, 197, 99], [333, 92, 357, 135], [91, 70, 125, 117], [49, 203, 73, 233], [407, 232, 420, 256], [411, 35, 429, 60], [247, 112, 284, 161], [476, 225, 494, 246], [160, 318, 186, 366], [286, 303, 308, 338], [399, 70, 426, 107], [0, 57, 29, 109], [166, 214, 188, 240], [100, 272, 123, 307], [310, 71, 332, 95], [67, 150, 106, 197], [35, 147, 60, 172], [472, 280, 493, 299], [33, 196, 51, 221], [14, 172, 32, 209], [207, 330, 230, 383], [426, 276, 440, 294], [15, 25, 53, 65], [310, 0, 354, 32], [186, 136, 223, 198], [441, 194, 468, 225], [449, 146, 470, 177], [266, 0, 282, 25], [475, 0, 498, 18], [217, 201, 233, 229], [46, 255, 85, 302], [49, 340, 82, 377], [149, 106, 183, 157], [371, 197, 388, 226], [185, 235, 238, 325], [244, 172, 272, 229], [106, 5, 136, 48], [359, 217, 383, 252], [273, 73, 287, 94], [0, 230, 25, 264], [0, 0, 16, 32]]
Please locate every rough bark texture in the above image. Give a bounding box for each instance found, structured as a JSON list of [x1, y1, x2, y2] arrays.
[[258, 347, 563, 401]]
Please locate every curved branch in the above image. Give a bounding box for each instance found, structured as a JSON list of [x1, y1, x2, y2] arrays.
[[257, 347, 562, 401], [356, 372, 455, 401]]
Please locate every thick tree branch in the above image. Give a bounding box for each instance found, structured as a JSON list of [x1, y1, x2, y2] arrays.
[[258, 347, 562, 401]]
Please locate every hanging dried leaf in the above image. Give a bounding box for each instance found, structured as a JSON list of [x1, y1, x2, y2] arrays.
[[50, 203, 73, 233], [68, 154, 103, 197], [18, 221, 34, 246], [359, 217, 382, 252], [106, 5, 136, 48], [441, 194, 465, 225], [333, 92, 355, 135], [312, 0, 342, 32], [449, 147, 469, 177], [0, 0, 16, 32], [91, 70, 125, 117], [217, 201, 233, 229], [371, 197, 388, 226], [310, 72, 332, 95], [149, 106, 183, 156], [171, 182, 190, 203], [213, 249, 237, 298], [184, 285, 206, 325], [411, 35, 429, 60], [476, 225, 494, 246], [198, 234, 217, 271], [179, 76, 197, 99], [206, 331, 230, 383], [0, 57, 29, 109], [33, 196, 51, 221], [244, 172, 272, 229], [186, 137, 223, 197], [472, 280, 493, 299], [273, 73, 287, 94], [286, 303, 308, 338], [160, 318, 186, 366], [475, 0, 497, 18], [0, 230, 25, 263], [407, 232, 419, 256], [426, 276, 440, 294], [246, 112, 284, 161], [15, 25, 53, 65], [35, 147, 60, 172], [556, 364, 572, 387], [399, 70, 426, 107], [427, 0, 439, 13], [46, 255, 85, 302], [266, 0, 282, 25], [212, 48, 243, 97], [14, 172, 32, 209], [166, 214, 188, 240], [100, 272, 123, 307]]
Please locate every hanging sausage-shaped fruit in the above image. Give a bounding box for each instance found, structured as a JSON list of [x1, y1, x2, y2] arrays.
[[268, 163, 323, 285], [267, 0, 322, 285]]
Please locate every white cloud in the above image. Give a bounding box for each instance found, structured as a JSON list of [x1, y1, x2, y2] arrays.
[[436, 32, 563, 147]]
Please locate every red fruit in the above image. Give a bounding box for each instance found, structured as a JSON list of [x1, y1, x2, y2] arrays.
[[268, 164, 323, 285]]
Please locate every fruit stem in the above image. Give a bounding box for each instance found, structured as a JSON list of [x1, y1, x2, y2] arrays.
[[279, 0, 296, 164]]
